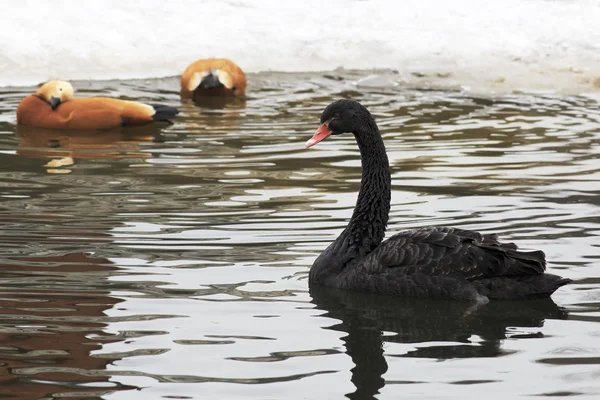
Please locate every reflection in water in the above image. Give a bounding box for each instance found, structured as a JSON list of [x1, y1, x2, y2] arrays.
[[0, 250, 134, 398], [310, 286, 568, 400]]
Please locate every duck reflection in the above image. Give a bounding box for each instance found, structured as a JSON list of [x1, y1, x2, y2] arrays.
[[15, 125, 162, 173], [177, 99, 245, 137], [310, 286, 568, 400], [182, 95, 247, 110]]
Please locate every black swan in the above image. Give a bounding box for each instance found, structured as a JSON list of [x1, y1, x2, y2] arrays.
[[305, 99, 571, 302]]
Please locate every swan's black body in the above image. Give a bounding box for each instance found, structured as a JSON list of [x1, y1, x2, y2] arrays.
[[307, 100, 571, 302]]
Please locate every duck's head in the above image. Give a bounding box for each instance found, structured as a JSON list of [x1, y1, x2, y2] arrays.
[[306, 100, 376, 148], [187, 69, 234, 92], [36, 80, 75, 110]]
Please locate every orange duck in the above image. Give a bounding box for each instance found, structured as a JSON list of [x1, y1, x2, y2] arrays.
[[180, 58, 246, 99], [16, 80, 179, 130]]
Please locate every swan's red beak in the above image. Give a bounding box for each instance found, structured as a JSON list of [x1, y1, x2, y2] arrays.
[[306, 122, 332, 148]]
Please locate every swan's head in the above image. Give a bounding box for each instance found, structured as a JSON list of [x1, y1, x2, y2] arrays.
[[306, 99, 375, 148], [36, 80, 75, 110]]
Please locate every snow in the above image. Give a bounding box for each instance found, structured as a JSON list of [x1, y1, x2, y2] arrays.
[[2, 0, 599, 93]]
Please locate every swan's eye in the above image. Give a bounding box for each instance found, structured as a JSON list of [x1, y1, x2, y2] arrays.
[[59, 88, 63, 92], [327, 118, 345, 135]]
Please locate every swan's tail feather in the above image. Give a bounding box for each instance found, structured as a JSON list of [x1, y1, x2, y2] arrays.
[[478, 243, 546, 277], [474, 273, 572, 300], [505, 248, 546, 275]]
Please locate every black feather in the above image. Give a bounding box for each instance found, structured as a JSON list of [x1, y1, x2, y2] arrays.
[[150, 104, 179, 123]]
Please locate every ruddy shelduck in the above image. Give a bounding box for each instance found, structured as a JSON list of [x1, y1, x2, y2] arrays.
[[17, 80, 179, 130], [180, 58, 246, 99]]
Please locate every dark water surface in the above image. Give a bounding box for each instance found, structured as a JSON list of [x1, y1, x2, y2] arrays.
[[0, 72, 599, 399]]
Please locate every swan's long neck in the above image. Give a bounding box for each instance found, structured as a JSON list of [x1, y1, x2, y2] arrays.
[[310, 123, 391, 284], [345, 127, 391, 252]]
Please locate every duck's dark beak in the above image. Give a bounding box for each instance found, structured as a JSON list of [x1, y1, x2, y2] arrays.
[[306, 122, 332, 148], [49, 96, 61, 110], [199, 73, 224, 90]]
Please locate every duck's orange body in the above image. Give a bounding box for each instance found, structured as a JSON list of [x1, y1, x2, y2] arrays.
[[17, 80, 179, 130], [180, 58, 246, 98]]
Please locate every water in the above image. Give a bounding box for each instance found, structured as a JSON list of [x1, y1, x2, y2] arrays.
[[0, 71, 598, 399], [2, 0, 600, 93]]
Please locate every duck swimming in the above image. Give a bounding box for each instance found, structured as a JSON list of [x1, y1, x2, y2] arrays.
[[17, 80, 178, 130]]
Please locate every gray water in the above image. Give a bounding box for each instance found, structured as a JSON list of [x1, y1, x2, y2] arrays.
[[0, 72, 598, 399]]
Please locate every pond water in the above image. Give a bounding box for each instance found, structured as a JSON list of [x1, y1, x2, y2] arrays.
[[0, 72, 599, 399]]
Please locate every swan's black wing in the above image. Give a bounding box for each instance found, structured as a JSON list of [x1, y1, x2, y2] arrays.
[[334, 226, 570, 300], [354, 226, 546, 280]]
